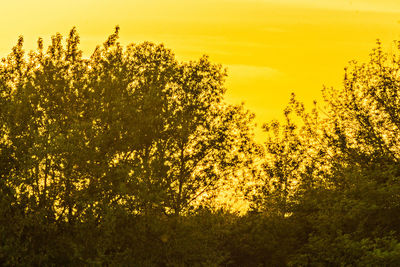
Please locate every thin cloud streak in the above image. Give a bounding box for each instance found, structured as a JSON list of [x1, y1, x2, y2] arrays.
[[226, 64, 282, 79], [226, 0, 400, 13]]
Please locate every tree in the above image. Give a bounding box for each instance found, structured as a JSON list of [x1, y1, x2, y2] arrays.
[[251, 40, 400, 265], [0, 26, 260, 265], [82, 27, 258, 216], [0, 26, 257, 223]]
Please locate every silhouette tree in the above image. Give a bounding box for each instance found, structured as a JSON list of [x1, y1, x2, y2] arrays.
[[0, 26, 257, 224], [251, 40, 400, 265], [0, 26, 259, 264]]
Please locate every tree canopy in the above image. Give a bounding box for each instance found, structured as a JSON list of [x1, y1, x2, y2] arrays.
[[2, 28, 400, 266]]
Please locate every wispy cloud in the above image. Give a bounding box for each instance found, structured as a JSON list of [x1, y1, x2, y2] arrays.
[[226, 64, 282, 79], [226, 0, 400, 13]]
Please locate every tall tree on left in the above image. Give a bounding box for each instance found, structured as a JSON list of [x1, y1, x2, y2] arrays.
[[0, 26, 258, 226]]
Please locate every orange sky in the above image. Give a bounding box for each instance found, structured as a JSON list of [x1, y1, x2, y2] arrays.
[[1, 0, 400, 139]]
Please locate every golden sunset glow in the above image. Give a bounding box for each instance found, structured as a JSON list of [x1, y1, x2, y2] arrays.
[[4, 2, 400, 263], [2, 0, 400, 138]]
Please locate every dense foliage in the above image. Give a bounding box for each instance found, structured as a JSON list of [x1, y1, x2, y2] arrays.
[[1, 28, 400, 266]]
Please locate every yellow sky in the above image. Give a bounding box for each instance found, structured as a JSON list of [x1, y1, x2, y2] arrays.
[[1, 0, 400, 139]]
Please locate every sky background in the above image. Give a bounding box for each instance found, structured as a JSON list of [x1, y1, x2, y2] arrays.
[[1, 0, 400, 139]]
